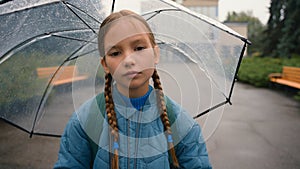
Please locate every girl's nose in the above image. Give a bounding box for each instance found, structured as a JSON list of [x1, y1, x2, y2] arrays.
[[123, 51, 136, 68]]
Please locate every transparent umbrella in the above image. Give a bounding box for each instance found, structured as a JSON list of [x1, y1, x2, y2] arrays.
[[0, 0, 250, 138]]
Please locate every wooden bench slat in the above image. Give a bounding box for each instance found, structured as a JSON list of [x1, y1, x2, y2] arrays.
[[274, 79, 300, 89], [269, 66, 300, 89], [51, 75, 89, 85], [37, 65, 88, 86]]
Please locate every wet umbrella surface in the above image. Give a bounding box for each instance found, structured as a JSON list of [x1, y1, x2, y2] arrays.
[[0, 0, 250, 138]]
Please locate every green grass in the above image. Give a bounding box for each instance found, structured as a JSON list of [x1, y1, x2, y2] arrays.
[[238, 54, 300, 101]]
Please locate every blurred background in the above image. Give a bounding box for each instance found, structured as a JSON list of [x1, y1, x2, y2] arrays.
[[1, 0, 299, 169], [175, 0, 300, 98]]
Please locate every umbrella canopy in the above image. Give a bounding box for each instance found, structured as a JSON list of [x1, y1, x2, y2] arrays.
[[0, 0, 250, 138]]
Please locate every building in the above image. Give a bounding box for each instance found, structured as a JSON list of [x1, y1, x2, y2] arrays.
[[181, 0, 219, 20], [223, 21, 248, 55], [180, 0, 248, 55], [223, 21, 248, 40]]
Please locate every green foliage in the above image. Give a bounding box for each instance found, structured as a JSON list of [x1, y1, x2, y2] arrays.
[[263, 0, 300, 58], [238, 57, 281, 87], [0, 52, 65, 112], [0, 49, 104, 114], [238, 55, 300, 87], [294, 91, 300, 101]]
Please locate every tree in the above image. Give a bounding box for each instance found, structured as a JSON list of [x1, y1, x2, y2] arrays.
[[263, 0, 300, 58], [277, 0, 300, 58], [263, 0, 286, 57], [224, 11, 266, 56]]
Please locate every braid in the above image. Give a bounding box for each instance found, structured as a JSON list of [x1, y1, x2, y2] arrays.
[[104, 73, 119, 169], [152, 70, 179, 168]]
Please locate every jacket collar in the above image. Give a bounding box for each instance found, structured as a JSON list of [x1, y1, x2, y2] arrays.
[[111, 84, 161, 123]]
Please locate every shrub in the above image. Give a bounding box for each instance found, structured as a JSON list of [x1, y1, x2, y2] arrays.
[[238, 54, 300, 88], [0, 52, 66, 114]]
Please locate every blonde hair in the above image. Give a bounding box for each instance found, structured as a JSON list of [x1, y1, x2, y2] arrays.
[[98, 10, 179, 169]]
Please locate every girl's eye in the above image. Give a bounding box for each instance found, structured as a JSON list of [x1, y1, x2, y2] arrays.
[[108, 51, 121, 57], [135, 46, 146, 51]]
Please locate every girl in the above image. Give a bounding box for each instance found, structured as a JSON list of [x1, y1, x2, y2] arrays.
[[54, 10, 212, 169]]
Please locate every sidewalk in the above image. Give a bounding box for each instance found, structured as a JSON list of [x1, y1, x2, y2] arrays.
[[0, 82, 299, 169], [207, 82, 300, 169]]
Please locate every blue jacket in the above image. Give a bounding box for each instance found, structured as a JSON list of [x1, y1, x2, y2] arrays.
[[54, 89, 212, 169]]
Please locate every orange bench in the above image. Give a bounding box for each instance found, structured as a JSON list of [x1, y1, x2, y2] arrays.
[[269, 66, 300, 89], [37, 65, 88, 86]]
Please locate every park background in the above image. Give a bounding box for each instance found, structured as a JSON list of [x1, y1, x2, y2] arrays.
[[178, 0, 300, 100], [0, 0, 300, 169]]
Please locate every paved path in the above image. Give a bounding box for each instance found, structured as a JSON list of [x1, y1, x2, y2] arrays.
[[0, 82, 299, 169], [207, 83, 300, 169]]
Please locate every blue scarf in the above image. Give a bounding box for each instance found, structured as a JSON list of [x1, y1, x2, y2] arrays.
[[118, 85, 153, 110]]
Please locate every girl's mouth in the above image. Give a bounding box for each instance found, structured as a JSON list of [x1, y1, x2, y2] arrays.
[[123, 71, 141, 78]]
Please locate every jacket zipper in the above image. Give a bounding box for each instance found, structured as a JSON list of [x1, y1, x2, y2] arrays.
[[134, 108, 142, 169], [127, 118, 130, 168]]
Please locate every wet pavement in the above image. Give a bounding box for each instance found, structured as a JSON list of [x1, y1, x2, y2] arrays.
[[206, 83, 300, 169], [0, 82, 299, 169]]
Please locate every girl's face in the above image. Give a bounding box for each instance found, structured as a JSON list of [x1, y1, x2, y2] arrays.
[[101, 18, 160, 97]]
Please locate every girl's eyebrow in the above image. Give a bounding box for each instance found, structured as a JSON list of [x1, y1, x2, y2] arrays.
[[105, 45, 120, 53], [130, 38, 148, 46], [105, 35, 149, 51], [131, 39, 143, 46], [105, 45, 116, 52]]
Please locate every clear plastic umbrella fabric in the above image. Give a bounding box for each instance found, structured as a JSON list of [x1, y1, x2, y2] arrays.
[[0, 0, 249, 139]]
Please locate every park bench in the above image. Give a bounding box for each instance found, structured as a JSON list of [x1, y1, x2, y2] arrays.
[[268, 66, 300, 89], [37, 65, 88, 86]]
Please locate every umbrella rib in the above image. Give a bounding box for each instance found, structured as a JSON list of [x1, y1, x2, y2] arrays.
[[191, 44, 248, 120], [63, 1, 101, 25], [0, 118, 31, 136], [0, 28, 95, 64], [158, 0, 249, 42], [143, 9, 181, 21], [68, 48, 98, 61], [65, 36, 98, 62], [227, 42, 247, 102], [0, 33, 51, 64], [157, 40, 230, 111], [32, 132, 61, 138], [144, 10, 160, 21], [62, 1, 97, 34], [111, 0, 116, 13], [30, 35, 94, 137], [52, 34, 97, 44], [142, 8, 181, 16], [30, 65, 63, 137], [30, 60, 71, 137], [193, 100, 229, 119], [0, 0, 13, 5], [0, 0, 61, 15], [143, 7, 251, 44]]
